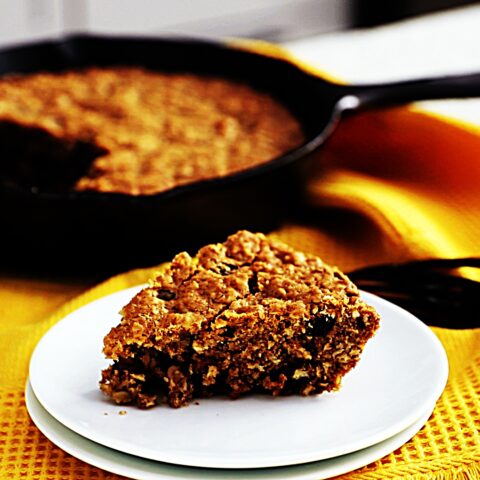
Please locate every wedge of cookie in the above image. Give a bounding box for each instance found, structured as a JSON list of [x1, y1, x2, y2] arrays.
[[100, 230, 380, 408]]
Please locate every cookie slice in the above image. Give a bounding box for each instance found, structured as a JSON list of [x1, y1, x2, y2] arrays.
[[100, 230, 380, 408]]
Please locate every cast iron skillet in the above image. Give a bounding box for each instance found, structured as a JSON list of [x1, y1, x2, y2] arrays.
[[1, 35, 480, 272]]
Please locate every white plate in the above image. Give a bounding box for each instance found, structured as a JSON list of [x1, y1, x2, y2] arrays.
[[26, 380, 435, 480], [29, 287, 448, 469]]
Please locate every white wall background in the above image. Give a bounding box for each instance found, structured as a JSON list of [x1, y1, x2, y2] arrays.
[[0, 0, 62, 45], [0, 0, 351, 47]]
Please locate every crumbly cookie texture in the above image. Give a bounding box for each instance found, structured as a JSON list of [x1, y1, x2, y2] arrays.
[[100, 231, 380, 408], [0, 68, 304, 195]]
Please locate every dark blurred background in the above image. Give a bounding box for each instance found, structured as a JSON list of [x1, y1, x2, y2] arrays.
[[353, 0, 478, 27]]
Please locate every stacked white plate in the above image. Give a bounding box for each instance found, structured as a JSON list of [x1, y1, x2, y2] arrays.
[[27, 286, 448, 480]]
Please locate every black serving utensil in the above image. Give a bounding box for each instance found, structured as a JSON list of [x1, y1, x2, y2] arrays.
[[349, 258, 480, 329], [1, 35, 480, 272]]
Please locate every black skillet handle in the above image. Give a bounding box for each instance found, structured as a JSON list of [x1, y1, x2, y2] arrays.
[[349, 258, 480, 329], [335, 72, 480, 110]]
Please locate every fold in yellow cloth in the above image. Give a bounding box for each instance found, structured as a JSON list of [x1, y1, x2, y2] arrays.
[[0, 53, 479, 478]]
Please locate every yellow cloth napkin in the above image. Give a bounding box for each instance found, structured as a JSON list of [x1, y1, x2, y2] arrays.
[[0, 49, 479, 479]]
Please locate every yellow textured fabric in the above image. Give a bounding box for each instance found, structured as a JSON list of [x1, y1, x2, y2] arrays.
[[0, 48, 479, 479]]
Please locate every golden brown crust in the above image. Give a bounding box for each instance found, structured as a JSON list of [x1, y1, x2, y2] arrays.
[[0, 68, 304, 195], [100, 231, 380, 408]]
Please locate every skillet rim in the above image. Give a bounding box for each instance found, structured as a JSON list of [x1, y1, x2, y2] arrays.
[[0, 33, 339, 204]]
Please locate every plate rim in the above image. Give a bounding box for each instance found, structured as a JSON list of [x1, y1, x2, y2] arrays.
[[25, 379, 436, 480], [28, 286, 448, 469]]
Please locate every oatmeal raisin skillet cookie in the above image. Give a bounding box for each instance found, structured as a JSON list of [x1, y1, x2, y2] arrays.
[[100, 231, 380, 408], [0, 68, 304, 195]]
